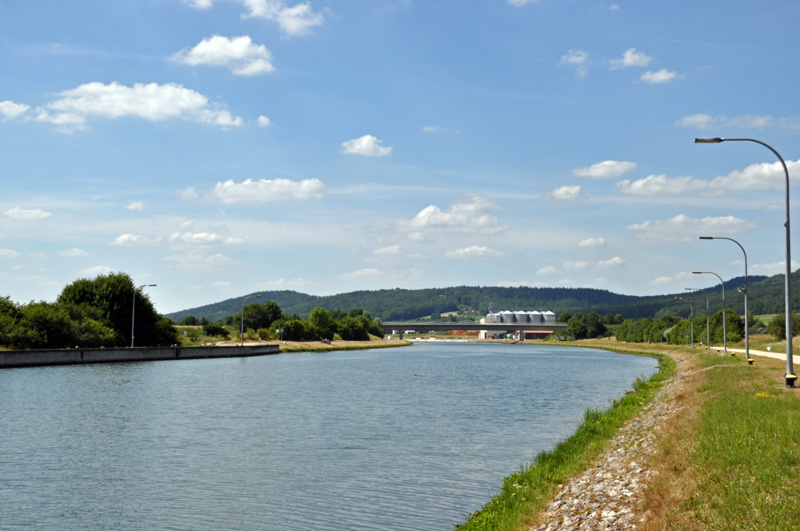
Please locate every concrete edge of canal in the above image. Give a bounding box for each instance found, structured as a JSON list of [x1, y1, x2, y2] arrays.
[[0, 344, 280, 369]]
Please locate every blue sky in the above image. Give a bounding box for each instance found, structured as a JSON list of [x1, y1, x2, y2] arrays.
[[1, 0, 799, 314]]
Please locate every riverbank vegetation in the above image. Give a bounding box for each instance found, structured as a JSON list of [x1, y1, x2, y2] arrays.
[[177, 304, 384, 345], [456, 340, 800, 530]]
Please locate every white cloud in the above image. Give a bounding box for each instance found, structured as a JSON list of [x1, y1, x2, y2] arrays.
[[610, 48, 653, 69], [444, 245, 504, 259], [56, 248, 89, 257], [573, 160, 636, 178], [36, 82, 242, 131], [180, 186, 199, 199], [577, 237, 607, 248], [401, 195, 506, 235], [537, 265, 558, 275], [0, 100, 30, 120], [209, 178, 324, 203], [374, 245, 401, 256], [112, 234, 150, 246], [169, 231, 224, 245], [341, 134, 392, 157], [4, 207, 52, 221], [508, 0, 538, 5], [78, 265, 114, 277], [0, 248, 21, 258], [173, 35, 275, 76], [257, 115, 271, 127], [617, 174, 708, 195], [639, 69, 678, 84], [616, 160, 800, 196], [549, 185, 584, 201], [711, 159, 800, 192], [164, 252, 232, 271], [126, 201, 145, 211], [182, 0, 213, 8], [563, 260, 590, 270], [597, 256, 625, 268], [338, 268, 384, 280], [241, 0, 325, 36], [675, 113, 777, 130], [627, 214, 757, 244], [559, 49, 590, 78]]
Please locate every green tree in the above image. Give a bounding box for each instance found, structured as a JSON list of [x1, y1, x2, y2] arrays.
[[203, 322, 229, 338], [238, 300, 283, 330], [766, 313, 800, 340], [58, 272, 178, 347], [566, 312, 607, 340], [309, 307, 335, 340]]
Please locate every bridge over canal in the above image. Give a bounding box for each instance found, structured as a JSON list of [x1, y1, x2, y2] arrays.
[[383, 321, 568, 339]]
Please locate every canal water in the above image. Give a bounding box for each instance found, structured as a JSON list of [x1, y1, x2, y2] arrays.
[[0, 342, 657, 530]]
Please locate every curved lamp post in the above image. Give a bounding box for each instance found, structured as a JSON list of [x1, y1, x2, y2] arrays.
[[696, 137, 795, 385], [700, 236, 751, 363], [694, 271, 726, 354], [131, 284, 157, 348], [240, 293, 262, 346]]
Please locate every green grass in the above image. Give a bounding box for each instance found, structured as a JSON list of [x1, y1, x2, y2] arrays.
[[681, 354, 800, 529], [455, 349, 674, 531]]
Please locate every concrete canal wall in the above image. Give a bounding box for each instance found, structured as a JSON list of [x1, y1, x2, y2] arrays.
[[0, 344, 280, 369]]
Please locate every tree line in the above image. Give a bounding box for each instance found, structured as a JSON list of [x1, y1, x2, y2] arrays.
[[181, 302, 385, 342], [0, 272, 177, 349]]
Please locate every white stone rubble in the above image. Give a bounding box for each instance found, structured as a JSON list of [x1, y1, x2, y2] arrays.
[[532, 354, 688, 531]]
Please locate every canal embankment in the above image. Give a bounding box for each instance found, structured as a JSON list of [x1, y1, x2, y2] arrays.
[[457, 339, 800, 531], [0, 344, 280, 369]]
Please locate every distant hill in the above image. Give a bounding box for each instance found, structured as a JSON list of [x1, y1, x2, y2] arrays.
[[165, 271, 800, 324]]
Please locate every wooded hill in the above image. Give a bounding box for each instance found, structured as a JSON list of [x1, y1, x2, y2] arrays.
[[166, 270, 800, 324]]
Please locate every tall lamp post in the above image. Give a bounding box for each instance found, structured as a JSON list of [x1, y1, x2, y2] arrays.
[[696, 137, 795, 385], [693, 271, 727, 354], [699, 236, 751, 363], [703, 292, 710, 351], [240, 293, 262, 346], [131, 283, 157, 348]]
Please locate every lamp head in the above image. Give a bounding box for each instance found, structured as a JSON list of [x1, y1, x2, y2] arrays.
[[695, 137, 724, 144], [699, 236, 714, 240], [692, 271, 703, 275]]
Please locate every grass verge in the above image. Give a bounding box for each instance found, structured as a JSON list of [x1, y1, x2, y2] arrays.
[[455, 348, 674, 531], [647, 352, 800, 529]]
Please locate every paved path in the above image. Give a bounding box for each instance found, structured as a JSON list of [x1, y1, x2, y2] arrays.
[[725, 347, 788, 361]]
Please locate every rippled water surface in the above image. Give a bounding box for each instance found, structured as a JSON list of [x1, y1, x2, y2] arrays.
[[0, 342, 657, 530]]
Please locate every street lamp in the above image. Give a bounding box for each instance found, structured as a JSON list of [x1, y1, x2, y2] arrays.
[[696, 137, 795, 385], [240, 293, 262, 346], [700, 236, 751, 363], [693, 271, 727, 354], [131, 284, 157, 348]]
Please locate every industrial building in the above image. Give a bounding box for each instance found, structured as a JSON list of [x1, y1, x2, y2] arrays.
[[479, 310, 557, 340]]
